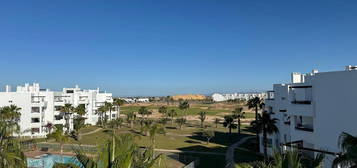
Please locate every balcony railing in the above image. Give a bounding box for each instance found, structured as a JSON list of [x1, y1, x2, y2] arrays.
[[291, 100, 311, 104], [295, 125, 314, 132]]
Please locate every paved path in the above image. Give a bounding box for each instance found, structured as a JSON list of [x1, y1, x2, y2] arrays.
[[79, 128, 103, 136], [225, 136, 255, 168], [154, 148, 225, 155]]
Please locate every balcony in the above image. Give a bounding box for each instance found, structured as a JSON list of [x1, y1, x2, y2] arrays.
[[294, 116, 314, 132], [266, 91, 275, 100], [291, 100, 311, 104], [295, 125, 314, 132]]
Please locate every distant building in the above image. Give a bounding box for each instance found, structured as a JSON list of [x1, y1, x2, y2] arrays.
[[0, 83, 117, 137], [122, 97, 150, 103], [211, 92, 266, 102], [263, 66, 357, 167]]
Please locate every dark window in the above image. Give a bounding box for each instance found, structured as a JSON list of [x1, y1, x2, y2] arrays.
[[55, 106, 62, 111], [31, 118, 40, 123], [66, 90, 74, 93], [54, 115, 63, 120], [31, 107, 40, 113], [31, 128, 40, 134]]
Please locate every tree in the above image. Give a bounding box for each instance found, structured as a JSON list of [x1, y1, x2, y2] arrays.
[[158, 106, 168, 117], [113, 98, 125, 119], [0, 105, 27, 168], [159, 117, 169, 129], [74, 134, 165, 168], [126, 111, 136, 129], [167, 109, 177, 125], [45, 122, 54, 134], [178, 100, 190, 119], [149, 124, 165, 148], [251, 111, 278, 159], [105, 102, 115, 121], [333, 132, 357, 168], [74, 104, 86, 116], [214, 118, 221, 128], [165, 96, 171, 105], [73, 104, 87, 140], [175, 118, 186, 130], [247, 97, 265, 150], [198, 111, 207, 128], [47, 129, 69, 157], [202, 129, 215, 144], [97, 105, 107, 127], [232, 107, 245, 135], [236, 150, 324, 168], [223, 115, 237, 135], [138, 106, 152, 119], [60, 104, 74, 133]]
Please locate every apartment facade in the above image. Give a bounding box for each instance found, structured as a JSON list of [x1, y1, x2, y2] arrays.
[[262, 66, 357, 167], [0, 83, 117, 137], [212, 92, 266, 102]]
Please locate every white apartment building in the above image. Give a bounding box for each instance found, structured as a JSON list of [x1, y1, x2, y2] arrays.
[[262, 66, 357, 167], [0, 83, 117, 137], [212, 92, 266, 102]]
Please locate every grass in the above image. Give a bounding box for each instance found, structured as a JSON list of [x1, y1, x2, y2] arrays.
[[120, 103, 256, 119], [79, 125, 100, 134]]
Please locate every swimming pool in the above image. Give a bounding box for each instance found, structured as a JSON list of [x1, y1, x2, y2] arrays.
[[27, 154, 83, 168]]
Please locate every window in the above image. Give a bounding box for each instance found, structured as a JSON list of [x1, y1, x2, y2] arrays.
[[31, 107, 40, 113], [54, 115, 63, 120], [55, 106, 62, 111], [66, 90, 74, 93], [112, 114, 116, 118], [31, 128, 40, 134], [31, 118, 40, 123]]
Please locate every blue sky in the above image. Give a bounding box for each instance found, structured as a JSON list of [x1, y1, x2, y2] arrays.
[[1, 0, 357, 96]]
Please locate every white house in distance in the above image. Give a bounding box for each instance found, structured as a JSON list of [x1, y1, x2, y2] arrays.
[[262, 66, 357, 167], [211, 92, 266, 102], [0, 83, 117, 137]]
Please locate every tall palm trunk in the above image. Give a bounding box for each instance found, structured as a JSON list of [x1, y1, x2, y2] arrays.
[[263, 127, 267, 158], [109, 108, 112, 121], [130, 120, 133, 129], [111, 130, 115, 164], [238, 118, 241, 135]]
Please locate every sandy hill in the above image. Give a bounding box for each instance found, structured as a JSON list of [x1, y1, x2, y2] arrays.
[[172, 94, 206, 100]]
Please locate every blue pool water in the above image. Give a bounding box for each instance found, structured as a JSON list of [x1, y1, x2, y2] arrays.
[[27, 154, 83, 168]]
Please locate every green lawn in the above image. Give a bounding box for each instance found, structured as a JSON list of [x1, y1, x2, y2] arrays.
[[120, 105, 256, 119]]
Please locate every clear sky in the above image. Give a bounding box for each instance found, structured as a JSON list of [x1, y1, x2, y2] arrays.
[[1, 0, 357, 96]]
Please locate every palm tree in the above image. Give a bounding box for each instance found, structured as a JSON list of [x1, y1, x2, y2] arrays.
[[167, 109, 177, 125], [175, 118, 186, 130], [138, 106, 151, 119], [333, 132, 357, 168], [149, 124, 165, 149], [60, 104, 74, 133], [232, 107, 245, 135], [158, 106, 168, 117], [247, 97, 265, 150], [251, 111, 278, 158], [223, 115, 237, 135], [178, 100, 190, 119], [74, 134, 164, 168], [113, 98, 125, 119], [198, 111, 207, 128], [236, 150, 324, 168], [74, 104, 86, 116], [47, 129, 69, 157], [214, 118, 221, 128], [45, 122, 54, 134], [126, 111, 136, 129], [0, 105, 27, 168], [97, 105, 108, 127], [105, 102, 115, 121]]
